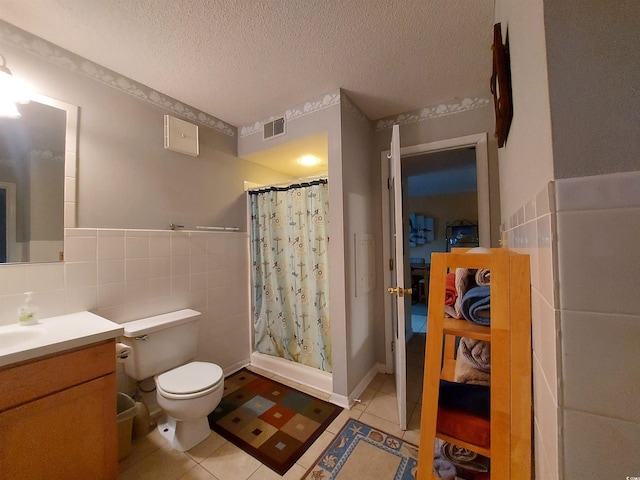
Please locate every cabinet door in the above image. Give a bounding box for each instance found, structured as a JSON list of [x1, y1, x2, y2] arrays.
[[0, 374, 117, 480]]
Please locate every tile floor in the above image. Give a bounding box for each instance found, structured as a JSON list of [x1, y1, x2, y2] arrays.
[[118, 335, 426, 480]]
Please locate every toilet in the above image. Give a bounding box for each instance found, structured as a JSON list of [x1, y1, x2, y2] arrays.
[[120, 309, 224, 452]]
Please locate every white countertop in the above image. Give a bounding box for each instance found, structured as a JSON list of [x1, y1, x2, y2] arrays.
[[0, 311, 123, 368]]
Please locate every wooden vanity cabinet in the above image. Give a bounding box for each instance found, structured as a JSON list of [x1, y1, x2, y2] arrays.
[[0, 339, 117, 480]]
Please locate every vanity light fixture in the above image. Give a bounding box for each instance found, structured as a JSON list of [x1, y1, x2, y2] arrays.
[[0, 53, 30, 118]]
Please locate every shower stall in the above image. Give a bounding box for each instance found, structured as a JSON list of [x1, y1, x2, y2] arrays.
[[248, 177, 331, 391]]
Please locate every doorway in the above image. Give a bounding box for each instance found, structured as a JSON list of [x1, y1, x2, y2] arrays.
[[381, 132, 490, 429]]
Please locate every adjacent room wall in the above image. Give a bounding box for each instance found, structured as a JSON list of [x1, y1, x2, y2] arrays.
[[405, 191, 479, 261]]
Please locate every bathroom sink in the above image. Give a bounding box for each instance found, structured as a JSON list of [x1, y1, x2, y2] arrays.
[[0, 311, 124, 368], [0, 328, 45, 349]]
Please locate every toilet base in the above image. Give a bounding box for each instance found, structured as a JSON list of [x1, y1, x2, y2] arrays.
[[157, 414, 211, 452]]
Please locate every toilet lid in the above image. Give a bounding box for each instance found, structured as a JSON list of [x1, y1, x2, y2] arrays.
[[156, 361, 223, 395]]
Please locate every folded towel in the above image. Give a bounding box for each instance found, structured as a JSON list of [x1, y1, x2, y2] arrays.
[[438, 379, 491, 419], [475, 268, 491, 286], [453, 268, 475, 318], [461, 286, 491, 325], [459, 337, 491, 373], [444, 272, 457, 306], [433, 439, 458, 480], [454, 356, 490, 386], [440, 441, 490, 473]]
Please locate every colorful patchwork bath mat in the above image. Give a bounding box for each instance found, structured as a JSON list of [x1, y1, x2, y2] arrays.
[[301, 418, 419, 479], [207, 368, 343, 475]]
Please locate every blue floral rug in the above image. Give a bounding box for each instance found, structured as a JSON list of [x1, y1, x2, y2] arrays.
[[302, 418, 419, 479]]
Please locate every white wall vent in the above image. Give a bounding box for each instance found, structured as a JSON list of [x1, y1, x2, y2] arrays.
[[263, 117, 285, 140]]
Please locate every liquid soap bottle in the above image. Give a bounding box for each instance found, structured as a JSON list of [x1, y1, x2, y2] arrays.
[[18, 291, 38, 326]]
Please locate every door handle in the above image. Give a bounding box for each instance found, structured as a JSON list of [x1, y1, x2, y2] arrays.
[[387, 287, 412, 297]]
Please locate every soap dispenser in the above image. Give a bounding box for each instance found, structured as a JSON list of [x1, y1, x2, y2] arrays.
[[18, 291, 38, 326]]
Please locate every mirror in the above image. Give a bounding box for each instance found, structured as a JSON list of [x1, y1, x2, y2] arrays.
[[0, 93, 77, 263]]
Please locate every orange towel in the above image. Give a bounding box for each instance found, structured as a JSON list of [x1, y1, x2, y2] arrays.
[[444, 272, 457, 305]]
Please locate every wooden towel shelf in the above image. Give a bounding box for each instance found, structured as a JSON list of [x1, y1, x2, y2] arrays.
[[417, 248, 532, 480]]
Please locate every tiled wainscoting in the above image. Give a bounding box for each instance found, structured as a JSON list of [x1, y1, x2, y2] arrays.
[[0, 228, 252, 381], [502, 171, 640, 479]]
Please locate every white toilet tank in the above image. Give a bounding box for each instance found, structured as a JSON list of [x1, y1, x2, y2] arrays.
[[120, 309, 201, 381]]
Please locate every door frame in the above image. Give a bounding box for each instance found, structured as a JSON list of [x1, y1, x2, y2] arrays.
[[0, 182, 17, 263], [380, 132, 490, 373]]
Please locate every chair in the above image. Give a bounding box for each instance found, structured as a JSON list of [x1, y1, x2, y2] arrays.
[[418, 267, 430, 303]]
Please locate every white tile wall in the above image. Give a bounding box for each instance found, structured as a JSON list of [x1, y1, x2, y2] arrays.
[[554, 172, 640, 479], [0, 229, 252, 384], [502, 181, 560, 480], [504, 171, 640, 480]]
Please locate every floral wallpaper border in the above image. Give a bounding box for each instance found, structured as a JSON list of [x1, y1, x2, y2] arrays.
[[374, 97, 491, 131], [240, 91, 341, 138], [0, 20, 236, 137]]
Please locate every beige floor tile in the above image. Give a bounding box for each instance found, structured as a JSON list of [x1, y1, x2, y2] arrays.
[[358, 412, 405, 439], [118, 431, 161, 472], [295, 430, 335, 470], [118, 446, 197, 480], [378, 375, 397, 395], [353, 386, 377, 408], [402, 428, 421, 447], [177, 464, 219, 480], [364, 392, 400, 424], [247, 463, 307, 480], [185, 431, 228, 462], [407, 402, 421, 430], [199, 441, 261, 480], [406, 381, 423, 404], [326, 408, 362, 435], [367, 373, 387, 391]]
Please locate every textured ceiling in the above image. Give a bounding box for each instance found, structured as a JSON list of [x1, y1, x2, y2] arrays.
[[0, 0, 495, 128]]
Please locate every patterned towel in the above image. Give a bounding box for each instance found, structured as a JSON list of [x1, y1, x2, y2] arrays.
[[444, 272, 457, 306], [461, 286, 491, 325], [459, 337, 491, 373]]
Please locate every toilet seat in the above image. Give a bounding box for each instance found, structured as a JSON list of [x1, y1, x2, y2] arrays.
[[156, 361, 223, 400]]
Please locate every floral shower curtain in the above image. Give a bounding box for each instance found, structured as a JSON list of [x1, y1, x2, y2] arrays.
[[249, 179, 331, 372]]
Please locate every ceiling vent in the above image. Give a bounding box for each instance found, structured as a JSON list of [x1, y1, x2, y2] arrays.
[[263, 117, 285, 140]]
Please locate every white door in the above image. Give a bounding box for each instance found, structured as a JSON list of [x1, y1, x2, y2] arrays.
[[388, 124, 408, 430]]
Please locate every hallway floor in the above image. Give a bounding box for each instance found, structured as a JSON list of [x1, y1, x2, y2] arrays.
[[118, 336, 426, 480]]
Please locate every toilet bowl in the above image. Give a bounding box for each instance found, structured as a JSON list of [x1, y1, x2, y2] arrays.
[[155, 362, 224, 451], [119, 309, 225, 452]]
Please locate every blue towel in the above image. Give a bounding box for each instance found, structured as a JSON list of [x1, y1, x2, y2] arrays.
[[461, 286, 491, 326]]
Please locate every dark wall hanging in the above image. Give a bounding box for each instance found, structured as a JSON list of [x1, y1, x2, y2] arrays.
[[491, 22, 513, 148]]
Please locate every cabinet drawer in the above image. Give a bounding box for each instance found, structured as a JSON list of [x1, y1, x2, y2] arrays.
[[0, 339, 115, 412]]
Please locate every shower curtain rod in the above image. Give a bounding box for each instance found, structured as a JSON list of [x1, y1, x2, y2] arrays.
[[247, 174, 328, 193]]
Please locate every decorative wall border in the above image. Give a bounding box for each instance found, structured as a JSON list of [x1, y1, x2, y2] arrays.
[[0, 20, 236, 137], [240, 90, 340, 138], [374, 97, 491, 131]]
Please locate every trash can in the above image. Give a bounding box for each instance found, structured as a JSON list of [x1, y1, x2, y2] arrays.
[[116, 393, 137, 461]]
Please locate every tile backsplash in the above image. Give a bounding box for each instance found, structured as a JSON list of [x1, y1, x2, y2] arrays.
[[0, 228, 251, 375], [502, 181, 560, 480], [502, 170, 640, 480]]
